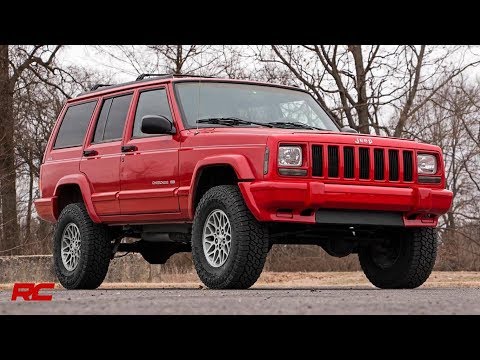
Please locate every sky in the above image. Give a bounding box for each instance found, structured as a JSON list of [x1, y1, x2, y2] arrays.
[[59, 45, 134, 82], [60, 45, 480, 85]]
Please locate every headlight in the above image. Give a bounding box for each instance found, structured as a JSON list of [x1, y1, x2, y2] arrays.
[[417, 154, 437, 175], [278, 146, 302, 167]]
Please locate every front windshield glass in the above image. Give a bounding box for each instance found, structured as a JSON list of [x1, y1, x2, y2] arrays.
[[174, 81, 339, 131]]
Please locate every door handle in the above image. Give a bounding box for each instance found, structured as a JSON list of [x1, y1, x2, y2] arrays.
[[121, 145, 138, 153], [83, 149, 98, 157]]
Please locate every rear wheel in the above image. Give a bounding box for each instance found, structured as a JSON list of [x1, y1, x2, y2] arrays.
[[191, 185, 269, 289], [53, 203, 112, 290], [358, 227, 437, 289]]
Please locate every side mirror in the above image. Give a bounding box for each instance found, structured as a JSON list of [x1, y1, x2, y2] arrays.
[[141, 115, 175, 135], [341, 126, 358, 134]]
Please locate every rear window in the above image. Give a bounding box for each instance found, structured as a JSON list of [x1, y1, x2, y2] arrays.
[[93, 94, 132, 143], [54, 101, 97, 149]]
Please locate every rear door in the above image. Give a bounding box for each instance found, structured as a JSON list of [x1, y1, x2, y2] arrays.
[[119, 86, 180, 214], [80, 92, 133, 215]]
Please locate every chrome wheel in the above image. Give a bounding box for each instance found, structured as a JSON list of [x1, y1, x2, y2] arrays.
[[61, 223, 81, 271], [202, 209, 232, 267]]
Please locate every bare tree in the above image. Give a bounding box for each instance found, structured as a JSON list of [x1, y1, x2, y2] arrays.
[[94, 45, 228, 78], [0, 45, 106, 254], [403, 76, 480, 268], [0, 45, 63, 252], [14, 64, 110, 253], [256, 45, 480, 135]]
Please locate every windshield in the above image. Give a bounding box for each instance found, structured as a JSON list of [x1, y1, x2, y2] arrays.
[[174, 81, 339, 131]]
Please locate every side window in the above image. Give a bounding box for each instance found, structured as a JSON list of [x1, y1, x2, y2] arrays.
[[93, 94, 132, 143], [93, 98, 112, 143], [54, 101, 97, 149], [132, 88, 173, 138]]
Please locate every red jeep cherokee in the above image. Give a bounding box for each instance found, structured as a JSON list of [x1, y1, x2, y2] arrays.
[[35, 74, 453, 290]]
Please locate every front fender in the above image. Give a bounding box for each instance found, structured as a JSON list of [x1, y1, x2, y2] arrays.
[[54, 174, 101, 223], [187, 154, 256, 219]]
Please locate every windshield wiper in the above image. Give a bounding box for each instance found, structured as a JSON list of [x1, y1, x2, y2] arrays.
[[197, 117, 273, 128], [266, 121, 327, 131]]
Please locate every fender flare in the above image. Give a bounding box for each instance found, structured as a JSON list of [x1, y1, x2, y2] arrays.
[[187, 154, 256, 219], [54, 174, 101, 223]]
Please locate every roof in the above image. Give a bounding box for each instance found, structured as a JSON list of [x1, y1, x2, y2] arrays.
[[73, 74, 303, 102]]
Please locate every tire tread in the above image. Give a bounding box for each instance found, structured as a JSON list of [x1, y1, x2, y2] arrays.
[[359, 227, 437, 289], [54, 203, 111, 289], [192, 185, 269, 289]]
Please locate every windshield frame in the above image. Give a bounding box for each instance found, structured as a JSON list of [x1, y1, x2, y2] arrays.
[[172, 79, 340, 132]]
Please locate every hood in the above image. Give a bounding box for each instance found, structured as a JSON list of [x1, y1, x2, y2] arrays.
[[186, 127, 438, 152]]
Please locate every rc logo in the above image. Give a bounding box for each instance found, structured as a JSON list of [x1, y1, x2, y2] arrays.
[[11, 283, 55, 301]]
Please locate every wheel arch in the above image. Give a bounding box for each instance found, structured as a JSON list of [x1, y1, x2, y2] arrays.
[[188, 154, 255, 219], [54, 174, 101, 223]]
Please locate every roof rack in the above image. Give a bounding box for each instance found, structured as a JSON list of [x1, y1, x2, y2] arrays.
[[90, 84, 112, 91], [79, 74, 219, 97], [135, 73, 171, 81], [135, 73, 216, 81]]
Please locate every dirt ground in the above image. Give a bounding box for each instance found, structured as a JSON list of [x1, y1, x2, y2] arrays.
[[1, 271, 479, 290], [6, 271, 477, 290]]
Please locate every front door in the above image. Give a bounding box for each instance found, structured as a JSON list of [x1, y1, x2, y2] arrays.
[[80, 92, 133, 215], [119, 86, 179, 214]]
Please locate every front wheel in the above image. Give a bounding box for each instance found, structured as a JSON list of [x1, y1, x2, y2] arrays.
[[358, 227, 437, 289], [191, 185, 269, 289]]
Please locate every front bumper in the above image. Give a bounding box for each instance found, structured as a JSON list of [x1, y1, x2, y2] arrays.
[[238, 181, 453, 227]]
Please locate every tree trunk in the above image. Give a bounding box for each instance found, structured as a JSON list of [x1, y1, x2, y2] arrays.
[[25, 154, 34, 242], [349, 45, 370, 134], [394, 45, 425, 138], [0, 45, 19, 254], [175, 45, 182, 74]]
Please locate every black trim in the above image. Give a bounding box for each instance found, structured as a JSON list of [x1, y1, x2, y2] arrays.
[[418, 176, 442, 184], [315, 210, 404, 227]]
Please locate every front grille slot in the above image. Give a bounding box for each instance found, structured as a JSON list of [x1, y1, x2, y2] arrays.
[[403, 151, 413, 181], [359, 148, 370, 179], [328, 146, 339, 177], [374, 149, 384, 180], [312, 145, 323, 176], [389, 149, 399, 181], [343, 147, 354, 178]]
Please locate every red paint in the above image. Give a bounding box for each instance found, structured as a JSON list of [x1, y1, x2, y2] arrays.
[[34, 77, 453, 228]]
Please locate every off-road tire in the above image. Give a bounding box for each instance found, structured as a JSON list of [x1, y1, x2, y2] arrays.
[[53, 203, 111, 289], [191, 185, 269, 289], [358, 227, 437, 289]]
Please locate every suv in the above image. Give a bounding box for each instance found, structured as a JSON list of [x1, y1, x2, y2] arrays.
[[35, 74, 453, 290]]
